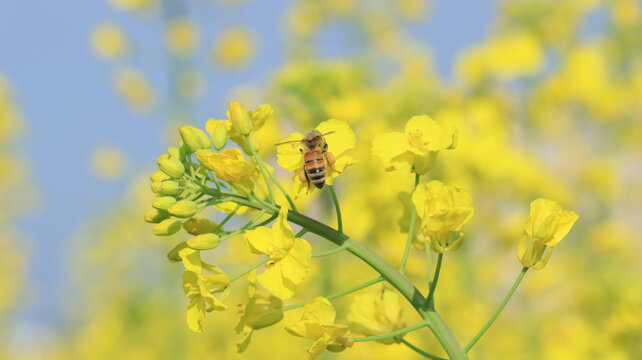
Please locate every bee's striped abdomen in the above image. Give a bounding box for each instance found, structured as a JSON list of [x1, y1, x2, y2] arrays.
[[304, 148, 326, 189]]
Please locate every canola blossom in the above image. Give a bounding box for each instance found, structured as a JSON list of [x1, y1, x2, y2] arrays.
[[140, 100, 579, 359], [346, 286, 406, 344], [518, 198, 579, 269], [412, 180, 475, 253], [285, 297, 354, 359], [372, 115, 458, 175], [244, 206, 311, 299], [277, 118, 356, 196]]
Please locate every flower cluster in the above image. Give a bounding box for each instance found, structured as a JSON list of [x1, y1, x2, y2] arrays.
[[143, 101, 580, 359]]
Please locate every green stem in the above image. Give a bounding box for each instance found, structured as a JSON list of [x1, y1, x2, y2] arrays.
[[282, 276, 383, 312], [397, 337, 446, 360], [399, 173, 420, 274], [425, 246, 433, 283], [230, 258, 269, 283], [311, 243, 349, 258], [354, 321, 427, 343], [425, 253, 443, 309], [245, 135, 276, 203], [464, 267, 528, 352], [240, 209, 267, 230], [295, 228, 308, 237], [214, 204, 241, 232], [265, 167, 298, 212], [328, 185, 343, 233], [250, 214, 277, 229]]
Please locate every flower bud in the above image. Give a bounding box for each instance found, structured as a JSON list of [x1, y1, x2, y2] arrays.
[[229, 100, 253, 135], [183, 217, 220, 235], [158, 154, 185, 178], [150, 171, 169, 183], [186, 233, 220, 250], [211, 121, 228, 150], [153, 218, 183, 235], [151, 181, 163, 194], [180, 125, 211, 153], [167, 146, 182, 159], [144, 209, 170, 223], [159, 180, 181, 195], [168, 200, 197, 218], [167, 242, 188, 262], [152, 196, 177, 210]]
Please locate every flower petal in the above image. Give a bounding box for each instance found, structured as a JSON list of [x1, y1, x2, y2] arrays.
[[316, 119, 355, 157], [277, 132, 304, 172], [179, 248, 202, 274], [325, 155, 356, 186], [272, 206, 295, 250], [281, 238, 311, 284], [186, 297, 206, 333], [258, 262, 296, 299], [245, 227, 274, 255], [301, 297, 336, 324], [372, 132, 409, 169]]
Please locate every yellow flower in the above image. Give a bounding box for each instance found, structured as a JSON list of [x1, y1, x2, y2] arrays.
[[90, 146, 128, 181], [235, 270, 284, 353], [244, 207, 311, 299], [90, 23, 129, 61], [179, 248, 230, 333], [346, 286, 406, 344], [276, 119, 356, 196], [165, 18, 199, 57], [211, 27, 257, 69], [195, 148, 257, 195], [285, 297, 354, 360], [205, 103, 274, 154], [518, 199, 578, 269], [411, 180, 474, 253], [372, 115, 457, 175], [112, 68, 156, 114]]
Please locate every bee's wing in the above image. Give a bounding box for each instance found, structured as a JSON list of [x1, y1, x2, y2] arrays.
[[274, 139, 303, 146]]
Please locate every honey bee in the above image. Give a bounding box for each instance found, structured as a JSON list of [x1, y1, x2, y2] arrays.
[[276, 130, 339, 191]]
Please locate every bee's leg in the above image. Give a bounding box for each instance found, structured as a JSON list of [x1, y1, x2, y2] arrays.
[[299, 169, 311, 193], [324, 151, 341, 174]]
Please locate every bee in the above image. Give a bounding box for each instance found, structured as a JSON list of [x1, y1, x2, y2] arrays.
[[276, 130, 339, 191]]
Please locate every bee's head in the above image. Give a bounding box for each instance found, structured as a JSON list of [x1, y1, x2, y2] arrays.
[[301, 130, 323, 150]]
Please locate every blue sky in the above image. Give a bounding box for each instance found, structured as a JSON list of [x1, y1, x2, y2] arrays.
[[0, 0, 495, 330]]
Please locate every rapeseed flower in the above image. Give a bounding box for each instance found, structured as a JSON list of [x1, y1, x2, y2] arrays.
[[285, 297, 354, 359], [347, 286, 406, 344], [244, 207, 311, 299], [112, 68, 156, 114], [372, 115, 457, 175], [195, 148, 257, 195], [411, 180, 474, 253], [518, 199, 578, 269], [165, 18, 199, 56], [235, 270, 283, 353], [211, 27, 257, 69], [179, 248, 230, 332], [276, 119, 356, 196], [90, 23, 129, 61]]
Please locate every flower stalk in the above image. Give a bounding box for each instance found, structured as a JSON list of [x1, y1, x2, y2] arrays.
[[464, 267, 529, 352]]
